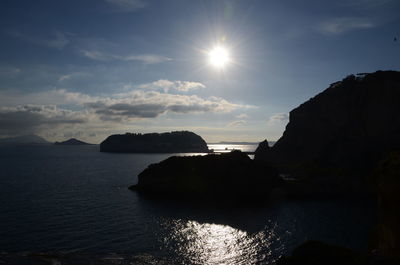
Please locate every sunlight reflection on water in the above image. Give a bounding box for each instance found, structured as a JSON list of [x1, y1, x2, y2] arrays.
[[160, 219, 280, 265]]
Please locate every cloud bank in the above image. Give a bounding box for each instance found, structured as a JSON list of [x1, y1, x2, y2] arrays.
[[0, 80, 250, 137]]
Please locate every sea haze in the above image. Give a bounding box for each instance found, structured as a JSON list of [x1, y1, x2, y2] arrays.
[[0, 145, 376, 264]]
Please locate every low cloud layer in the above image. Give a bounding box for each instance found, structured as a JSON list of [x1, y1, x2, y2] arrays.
[[85, 90, 242, 121], [0, 105, 85, 135], [0, 80, 250, 138]]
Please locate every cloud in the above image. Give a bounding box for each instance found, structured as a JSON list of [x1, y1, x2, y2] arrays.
[[124, 55, 172, 64], [0, 80, 251, 137], [80, 50, 171, 64], [8, 30, 70, 50], [227, 120, 247, 127], [58, 72, 91, 82], [0, 105, 85, 136], [138, 80, 205, 92], [85, 90, 244, 121], [317, 17, 375, 35], [104, 0, 147, 12], [236, 114, 249, 119], [268, 113, 289, 124]]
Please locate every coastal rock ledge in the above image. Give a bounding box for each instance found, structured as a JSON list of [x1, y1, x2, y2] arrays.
[[100, 131, 210, 153]]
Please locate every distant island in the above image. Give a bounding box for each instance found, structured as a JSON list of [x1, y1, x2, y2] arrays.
[[100, 131, 210, 153], [54, 138, 92, 145], [0, 134, 50, 146]]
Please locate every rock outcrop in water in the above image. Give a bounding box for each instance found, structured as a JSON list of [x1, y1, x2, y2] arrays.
[[100, 131, 210, 153], [131, 150, 281, 202], [54, 138, 91, 145], [255, 71, 400, 193]]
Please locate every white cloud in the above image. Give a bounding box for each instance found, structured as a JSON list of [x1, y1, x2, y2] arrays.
[[227, 120, 247, 127], [104, 0, 147, 11], [236, 114, 249, 119], [268, 113, 289, 124], [124, 55, 172, 64], [138, 80, 205, 92], [58, 72, 91, 82], [317, 17, 375, 35], [80, 50, 171, 64]]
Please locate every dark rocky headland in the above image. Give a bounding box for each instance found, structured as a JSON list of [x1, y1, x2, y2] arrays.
[[100, 131, 210, 153], [255, 70, 400, 196]]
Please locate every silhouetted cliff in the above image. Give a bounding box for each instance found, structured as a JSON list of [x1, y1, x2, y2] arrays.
[[255, 71, 400, 193], [131, 150, 281, 202], [100, 131, 210, 153]]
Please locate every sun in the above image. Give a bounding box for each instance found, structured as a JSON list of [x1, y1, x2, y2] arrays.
[[208, 46, 230, 68]]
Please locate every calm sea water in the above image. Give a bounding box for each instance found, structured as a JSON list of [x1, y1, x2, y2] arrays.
[[0, 145, 376, 264]]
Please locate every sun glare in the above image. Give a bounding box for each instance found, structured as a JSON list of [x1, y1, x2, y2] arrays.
[[208, 46, 230, 68]]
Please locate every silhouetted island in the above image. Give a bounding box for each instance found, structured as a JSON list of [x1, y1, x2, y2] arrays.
[[54, 138, 91, 145], [100, 131, 210, 153], [255, 70, 400, 195], [130, 150, 281, 202]]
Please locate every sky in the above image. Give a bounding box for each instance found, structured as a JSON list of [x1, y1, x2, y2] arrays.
[[0, 0, 399, 143]]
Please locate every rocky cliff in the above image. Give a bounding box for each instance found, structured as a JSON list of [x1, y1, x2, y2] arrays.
[[255, 71, 400, 192], [100, 131, 210, 153]]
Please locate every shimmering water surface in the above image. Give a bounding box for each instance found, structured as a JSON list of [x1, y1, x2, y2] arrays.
[[0, 145, 376, 264]]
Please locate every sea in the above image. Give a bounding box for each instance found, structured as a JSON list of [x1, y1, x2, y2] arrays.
[[0, 144, 376, 264]]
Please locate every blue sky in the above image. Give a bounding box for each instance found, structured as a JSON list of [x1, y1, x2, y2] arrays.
[[0, 0, 399, 143]]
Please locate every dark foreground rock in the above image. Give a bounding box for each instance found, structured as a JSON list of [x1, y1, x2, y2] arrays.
[[255, 71, 400, 194], [54, 138, 91, 145], [370, 152, 400, 259], [100, 131, 210, 153], [277, 240, 400, 265], [130, 150, 281, 202]]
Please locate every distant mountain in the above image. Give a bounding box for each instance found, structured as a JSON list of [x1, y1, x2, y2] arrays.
[[0, 135, 50, 145], [100, 131, 210, 153], [54, 138, 92, 145]]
